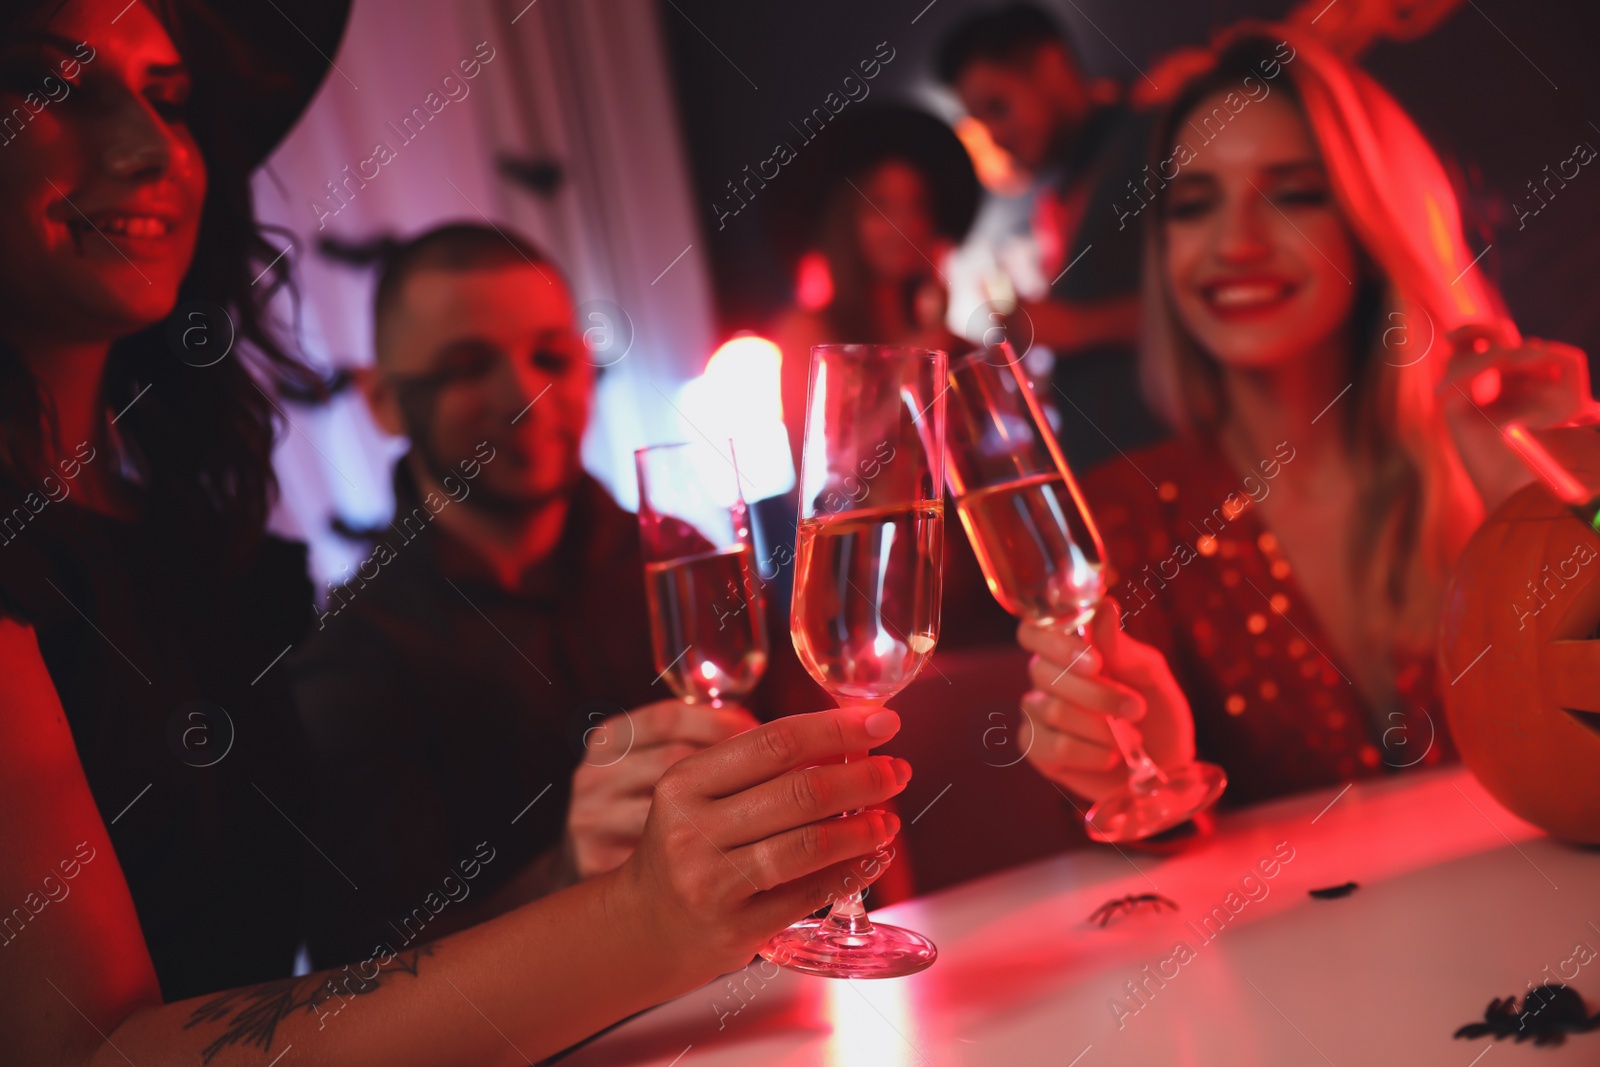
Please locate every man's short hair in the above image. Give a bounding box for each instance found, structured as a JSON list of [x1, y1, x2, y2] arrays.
[[935, 3, 1072, 85], [373, 222, 561, 348]]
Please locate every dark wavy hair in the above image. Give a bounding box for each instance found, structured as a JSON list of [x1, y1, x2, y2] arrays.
[[0, 0, 318, 567]]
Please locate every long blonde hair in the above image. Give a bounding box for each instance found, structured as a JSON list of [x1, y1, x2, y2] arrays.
[[1140, 26, 1505, 657]]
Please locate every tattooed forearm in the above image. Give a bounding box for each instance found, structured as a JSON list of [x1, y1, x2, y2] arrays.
[[183, 945, 435, 1063]]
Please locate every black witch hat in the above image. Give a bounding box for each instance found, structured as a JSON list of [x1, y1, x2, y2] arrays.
[[165, 0, 353, 167], [770, 102, 981, 265]]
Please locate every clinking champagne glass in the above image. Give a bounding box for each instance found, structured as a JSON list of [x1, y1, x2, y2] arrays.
[[759, 343, 945, 979], [635, 440, 769, 707], [944, 342, 1226, 842]]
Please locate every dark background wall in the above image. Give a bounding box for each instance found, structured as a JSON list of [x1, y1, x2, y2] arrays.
[[660, 0, 1600, 361]]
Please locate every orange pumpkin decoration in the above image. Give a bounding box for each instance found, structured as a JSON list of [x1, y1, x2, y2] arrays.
[[1439, 480, 1600, 844]]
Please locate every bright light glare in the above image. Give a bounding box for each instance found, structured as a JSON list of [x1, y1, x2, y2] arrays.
[[955, 115, 1026, 197], [678, 334, 795, 502], [823, 975, 920, 1067]]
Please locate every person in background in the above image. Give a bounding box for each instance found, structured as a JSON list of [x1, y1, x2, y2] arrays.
[[1, 4, 913, 1063], [770, 104, 977, 481], [292, 223, 761, 967], [1014, 28, 1593, 808], [769, 103, 1016, 658], [937, 2, 1167, 470]]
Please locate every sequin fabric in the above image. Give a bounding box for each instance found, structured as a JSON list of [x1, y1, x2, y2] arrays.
[[1078, 435, 1452, 805]]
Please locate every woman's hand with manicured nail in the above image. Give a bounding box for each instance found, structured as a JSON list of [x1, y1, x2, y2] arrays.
[[619, 706, 912, 979], [1014, 599, 1197, 803], [864, 708, 901, 739], [1437, 325, 1598, 513]]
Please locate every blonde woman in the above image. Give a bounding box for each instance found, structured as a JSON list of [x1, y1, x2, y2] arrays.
[[1018, 27, 1593, 806]]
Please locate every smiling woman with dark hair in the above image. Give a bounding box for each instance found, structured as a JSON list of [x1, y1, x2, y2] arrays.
[[0, 4, 918, 1064], [0, 0, 324, 549], [0, 0, 326, 1003]]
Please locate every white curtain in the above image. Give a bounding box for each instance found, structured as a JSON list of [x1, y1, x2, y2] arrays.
[[253, 0, 716, 589]]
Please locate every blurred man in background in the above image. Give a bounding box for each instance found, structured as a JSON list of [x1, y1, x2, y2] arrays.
[[292, 223, 756, 967], [938, 3, 1167, 467]]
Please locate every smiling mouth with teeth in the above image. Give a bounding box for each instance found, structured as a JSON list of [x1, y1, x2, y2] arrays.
[[72, 216, 174, 239], [87, 214, 173, 238], [1203, 281, 1298, 312]]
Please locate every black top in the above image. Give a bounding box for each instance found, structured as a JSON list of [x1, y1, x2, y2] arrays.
[[291, 467, 666, 968], [0, 473, 314, 1002], [1046, 102, 1169, 470]]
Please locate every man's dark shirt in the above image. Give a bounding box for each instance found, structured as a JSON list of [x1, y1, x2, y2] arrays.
[[1046, 101, 1169, 470], [292, 466, 662, 967]]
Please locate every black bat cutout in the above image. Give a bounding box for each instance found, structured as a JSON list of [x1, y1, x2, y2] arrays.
[[1308, 881, 1359, 899], [1455, 983, 1600, 1048], [1088, 893, 1178, 927]]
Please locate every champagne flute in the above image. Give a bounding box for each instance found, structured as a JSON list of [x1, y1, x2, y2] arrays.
[[759, 343, 945, 979], [944, 341, 1226, 842], [636, 440, 769, 706]]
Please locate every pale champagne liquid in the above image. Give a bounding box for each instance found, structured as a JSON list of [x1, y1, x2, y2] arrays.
[[645, 545, 769, 704], [955, 471, 1104, 627], [791, 501, 943, 703]]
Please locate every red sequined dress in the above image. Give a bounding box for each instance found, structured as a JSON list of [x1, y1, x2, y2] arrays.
[[1078, 434, 1453, 806]]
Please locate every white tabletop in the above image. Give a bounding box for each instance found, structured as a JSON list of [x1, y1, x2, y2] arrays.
[[560, 767, 1600, 1067]]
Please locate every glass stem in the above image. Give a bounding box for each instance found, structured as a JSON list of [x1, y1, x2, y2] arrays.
[[1074, 620, 1170, 793], [819, 744, 875, 935], [771, 687, 880, 946], [824, 885, 873, 931]]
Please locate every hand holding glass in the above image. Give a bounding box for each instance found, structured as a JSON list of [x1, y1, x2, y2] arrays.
[[760, 343, 946, 979], [944, 343, 1226, 842]]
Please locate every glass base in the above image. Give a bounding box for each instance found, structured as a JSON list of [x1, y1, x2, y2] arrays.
[[1085, 761, 1228, 843], [760, 917, 937, 979]]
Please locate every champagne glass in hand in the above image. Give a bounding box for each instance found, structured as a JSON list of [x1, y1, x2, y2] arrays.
[[636, 440, 769, 707], [760, 343, 946, 979], [944, 342, 1226, 842]]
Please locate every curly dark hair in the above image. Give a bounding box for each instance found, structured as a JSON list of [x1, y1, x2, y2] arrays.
[[0, 0, 319, 567]]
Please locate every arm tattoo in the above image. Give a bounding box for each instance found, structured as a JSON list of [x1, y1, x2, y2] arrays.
[[183, 945, 435, 1063]]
